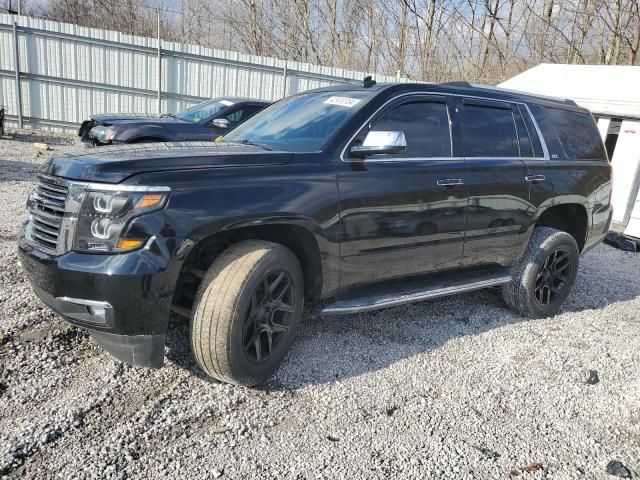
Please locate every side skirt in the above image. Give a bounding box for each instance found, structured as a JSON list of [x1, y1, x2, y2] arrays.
[[321, 271, 512, 315]]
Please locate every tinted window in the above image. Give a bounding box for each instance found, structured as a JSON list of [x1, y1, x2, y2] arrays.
[[549, 108, 606, 159], [224, 105, 262, 125], [530, 105, 606, 160], [528, 105, 564, 158], [518, 104, 543, 157], [513, 107, 533, 157], [368, 101, 451, 157], [460, 103, 519, 157]]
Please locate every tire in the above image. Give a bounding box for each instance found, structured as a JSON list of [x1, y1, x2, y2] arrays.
[[502, 227, 579, 318], [190, 240, 304, 386]]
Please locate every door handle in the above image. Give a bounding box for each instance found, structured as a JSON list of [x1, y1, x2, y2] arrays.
[[525, 174, 545, 182], [437, 178, 464, 187]]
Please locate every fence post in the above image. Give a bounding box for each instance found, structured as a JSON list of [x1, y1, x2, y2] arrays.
[[281, 64, 288, 99], [157, 10, 162, 114], [12, 20, 24, 129]]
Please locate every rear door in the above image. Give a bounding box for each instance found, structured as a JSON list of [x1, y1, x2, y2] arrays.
[[337, 95, 470, 289], [516, 104, 556, 224], [454, 97, 534, 267]]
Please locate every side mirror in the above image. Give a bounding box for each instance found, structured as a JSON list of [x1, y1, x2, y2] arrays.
[[350, 130, 407, 157], [211, 118, 230, 129]]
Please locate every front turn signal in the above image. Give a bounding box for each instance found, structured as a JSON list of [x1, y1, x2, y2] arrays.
[[116, 238, 145, 251], [135, 194, 165, 209]]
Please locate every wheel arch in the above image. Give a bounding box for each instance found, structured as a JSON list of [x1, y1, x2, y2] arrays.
[[171, 221, 327, 315], [534, 202, 589, 252]]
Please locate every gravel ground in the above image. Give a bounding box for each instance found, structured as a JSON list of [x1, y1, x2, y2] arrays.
[[0, 130, 639, 480]]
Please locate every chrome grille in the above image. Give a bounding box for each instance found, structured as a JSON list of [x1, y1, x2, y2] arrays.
[[27, 175, 70, 253]]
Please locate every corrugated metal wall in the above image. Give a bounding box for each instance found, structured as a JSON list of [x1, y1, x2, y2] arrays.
[[0, 13, 408, 132]]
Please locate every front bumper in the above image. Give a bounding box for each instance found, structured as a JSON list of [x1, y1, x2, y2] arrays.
[[18, 235, 185, 368]]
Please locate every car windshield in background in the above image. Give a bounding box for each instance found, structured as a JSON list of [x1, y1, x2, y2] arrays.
[[224, 91, 373, 152], [176, 99, 230, 123]]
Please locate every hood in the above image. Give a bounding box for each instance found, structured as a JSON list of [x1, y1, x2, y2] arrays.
[[91, 113, 189, 126], [40, 142, 292, 183]]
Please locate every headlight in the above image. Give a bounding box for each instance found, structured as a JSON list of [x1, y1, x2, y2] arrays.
[[89, 126, 117, 143], [74, 187, 170, 253]]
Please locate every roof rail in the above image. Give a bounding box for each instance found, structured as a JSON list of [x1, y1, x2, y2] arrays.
[[440, 81, 473, 87], [440, 81, 578, 106]]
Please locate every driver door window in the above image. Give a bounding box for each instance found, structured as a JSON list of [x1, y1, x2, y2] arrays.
[[364, 101, 451, 158], [224, 106, 262, 127]]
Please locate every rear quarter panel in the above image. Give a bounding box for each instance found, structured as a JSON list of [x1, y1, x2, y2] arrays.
[[546, 159, 612, 250]]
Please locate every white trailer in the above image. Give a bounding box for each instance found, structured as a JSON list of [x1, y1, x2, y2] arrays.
[[499, 64, 640, 242]]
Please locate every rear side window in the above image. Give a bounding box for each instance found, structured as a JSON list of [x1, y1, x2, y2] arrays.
[[518, 105, 544, 157], [369, 101, 451, 158], [530, 105, 606, 160], [512, 107, 534, 157], [460, 102, 519, 157]]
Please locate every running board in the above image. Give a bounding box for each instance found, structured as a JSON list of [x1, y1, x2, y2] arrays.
[[321, 273, 512, 315]]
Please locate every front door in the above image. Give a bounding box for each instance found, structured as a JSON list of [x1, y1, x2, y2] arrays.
[[337, 95, 470, 290]]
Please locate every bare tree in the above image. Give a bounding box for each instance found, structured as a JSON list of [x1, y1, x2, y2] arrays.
[[33, 0, 640, 82]]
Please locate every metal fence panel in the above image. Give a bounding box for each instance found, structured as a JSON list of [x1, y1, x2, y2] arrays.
[[0, 13, 410, 132]]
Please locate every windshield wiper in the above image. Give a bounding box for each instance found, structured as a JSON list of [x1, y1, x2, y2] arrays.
[[161, 113, 177, 118], [228, 139, 273, 151]]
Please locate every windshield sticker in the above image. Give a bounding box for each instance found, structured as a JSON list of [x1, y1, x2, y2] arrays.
[[219, 100, 235, 106], [323, 96, 361, 108]]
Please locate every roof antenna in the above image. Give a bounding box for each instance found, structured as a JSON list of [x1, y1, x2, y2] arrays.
[[363, 76, 377, 88]]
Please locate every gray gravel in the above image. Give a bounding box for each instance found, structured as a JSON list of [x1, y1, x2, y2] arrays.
[[1, 130, 639, 479]]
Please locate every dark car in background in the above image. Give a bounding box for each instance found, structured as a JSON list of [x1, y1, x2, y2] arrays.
[[78, 97, 269, 145]]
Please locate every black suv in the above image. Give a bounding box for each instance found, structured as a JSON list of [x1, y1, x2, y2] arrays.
[[19, 82, 612, 386]]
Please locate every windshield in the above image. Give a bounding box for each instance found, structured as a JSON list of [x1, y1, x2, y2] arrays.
[[176, 99, 232, 123], [224, 91, 373, 152]]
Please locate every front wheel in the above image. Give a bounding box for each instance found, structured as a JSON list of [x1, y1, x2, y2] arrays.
[[503, 227, 579, 318], [190, 240, 304, 386]]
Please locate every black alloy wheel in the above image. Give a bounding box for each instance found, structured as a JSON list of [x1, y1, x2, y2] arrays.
[[534, 248, 573, 306], [190, 240, 304, 386], [242, 270, 295, 363], [502, 227, 580, 318]]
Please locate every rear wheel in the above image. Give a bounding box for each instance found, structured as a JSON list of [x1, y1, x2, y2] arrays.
[[503, 227, 579, 318], [190, 240, 304, 386]]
